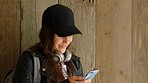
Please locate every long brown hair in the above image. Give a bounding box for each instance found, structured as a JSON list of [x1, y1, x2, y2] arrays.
[[39, 27, 73, 82]]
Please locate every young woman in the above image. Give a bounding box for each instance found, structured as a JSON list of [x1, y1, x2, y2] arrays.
[[13, 4, 91, 83]]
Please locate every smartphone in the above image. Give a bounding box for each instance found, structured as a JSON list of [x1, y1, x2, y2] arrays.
[[84, 69, 99, 80]]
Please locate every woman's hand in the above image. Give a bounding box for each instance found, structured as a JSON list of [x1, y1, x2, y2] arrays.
[[68, 76, 91, 83]]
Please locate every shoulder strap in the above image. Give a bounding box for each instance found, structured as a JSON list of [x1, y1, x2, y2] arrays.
[[33, 56, 41, 83], [28, 50, 41, 83]]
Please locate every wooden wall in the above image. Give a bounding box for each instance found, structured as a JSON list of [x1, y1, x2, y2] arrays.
[[0, 0, 20, 81], [132, 0, 148, 83], [0, 0, 148, 83], [96, 0, 132, 83], [59, 0, 96, 75], [21, 0, 58, 52]]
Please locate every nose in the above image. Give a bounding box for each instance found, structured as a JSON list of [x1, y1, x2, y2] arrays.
[[63, 36, 73, 44], [63, 37, 69, 44]]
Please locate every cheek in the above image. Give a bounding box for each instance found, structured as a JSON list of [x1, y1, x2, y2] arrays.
[[70, 38, 73, 43], [53, 39, 60, 47], [68, 37, 73, 43], [53, 38, 62, 50], [69, 38, 73, 44]]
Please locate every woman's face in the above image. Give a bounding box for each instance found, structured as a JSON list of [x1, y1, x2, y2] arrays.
[[53, 34, 73, 53]]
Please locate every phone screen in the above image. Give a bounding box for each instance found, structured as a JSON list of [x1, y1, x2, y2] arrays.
[[84, 69, 99, 80]]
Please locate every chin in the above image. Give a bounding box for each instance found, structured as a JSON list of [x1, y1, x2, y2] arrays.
[[59, 49, 66, 53]]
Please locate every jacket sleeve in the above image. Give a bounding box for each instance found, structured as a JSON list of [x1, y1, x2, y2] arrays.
[[61, 79, 70, 83], [60, 57, 84, 83], [71, 56, 84, 76], [13, 51, 34, 83]]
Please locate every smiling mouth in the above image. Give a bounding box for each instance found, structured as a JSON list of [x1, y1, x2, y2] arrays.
[[59, 45, 68, 48]]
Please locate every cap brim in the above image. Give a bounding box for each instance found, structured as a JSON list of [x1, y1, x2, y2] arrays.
[[53, 26, 82, 37]]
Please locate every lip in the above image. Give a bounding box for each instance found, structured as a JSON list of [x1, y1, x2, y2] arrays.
[[59, 45, 68, 48]]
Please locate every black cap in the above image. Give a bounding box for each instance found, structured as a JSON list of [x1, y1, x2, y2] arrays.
[[42, 4, 82, 37]]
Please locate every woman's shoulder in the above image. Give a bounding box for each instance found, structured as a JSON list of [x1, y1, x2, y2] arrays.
[[71, 54, 81, 60], [20, 50, 32, 58], [20, 47, 43, 61], [18, 50, 34, 64], [20, 43, 44, 59], [71, 54, 82, 64]]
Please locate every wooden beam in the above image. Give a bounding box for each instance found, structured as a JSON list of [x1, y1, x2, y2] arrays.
[[0, 0, 20, 81], [96, 0, 132, 83], [21, 0, 58, 52], [132, 0, 148, 83], [59, 0, 96, 80]]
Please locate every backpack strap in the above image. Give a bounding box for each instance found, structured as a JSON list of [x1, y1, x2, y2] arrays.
[[28, 50, 41, 83], [2, 70, 14, 83]]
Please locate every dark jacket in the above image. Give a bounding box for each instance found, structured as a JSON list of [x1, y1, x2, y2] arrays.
[[13, 47, 83, 83]]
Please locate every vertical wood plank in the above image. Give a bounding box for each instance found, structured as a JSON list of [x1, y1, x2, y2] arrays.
[[132, 0, 148, 83], [21, 0, 37, 52], [35, 0, 58, 40], [21, 0, 58, 52], [0, 0, 20, 81], [96, 0, 132, 83], [59, 0, 96, 80]]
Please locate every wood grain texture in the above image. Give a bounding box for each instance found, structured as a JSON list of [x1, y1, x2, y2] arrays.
[[1, 0, 148, 83], [0, 0, 20, 81], [96, 0, 132, 83], [132, 0, 148, 83], [21, 0, 58, 52], [59, 0, 96, 79]]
